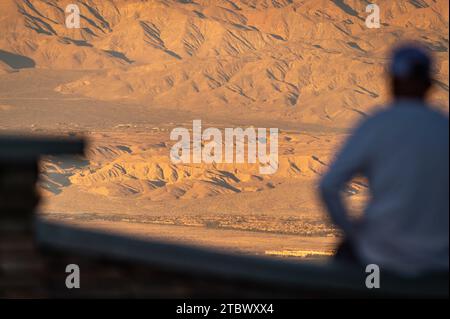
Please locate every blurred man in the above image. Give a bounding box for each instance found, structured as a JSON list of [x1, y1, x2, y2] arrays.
[[320, 44, 449, 276]]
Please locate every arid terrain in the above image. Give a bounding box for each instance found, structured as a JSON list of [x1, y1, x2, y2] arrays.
[[0, 0, 448, 259]]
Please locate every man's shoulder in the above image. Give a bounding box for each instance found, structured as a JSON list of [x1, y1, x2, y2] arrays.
[[355, 102, 449, 139], [366, 101, 448, 123]]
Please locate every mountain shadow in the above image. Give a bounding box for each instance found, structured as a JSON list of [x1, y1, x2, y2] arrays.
[[0, 49, 35, 69]]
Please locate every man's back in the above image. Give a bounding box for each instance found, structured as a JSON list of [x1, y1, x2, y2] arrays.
[[357, 99, 449, 274], [320, 99, 449, 275]]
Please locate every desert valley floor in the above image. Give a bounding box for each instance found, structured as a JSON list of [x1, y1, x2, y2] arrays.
[[0, 68, 368, 259]]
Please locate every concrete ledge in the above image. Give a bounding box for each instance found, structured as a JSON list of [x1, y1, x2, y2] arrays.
[[0, 135, 84, 162], [35, 219, 449, 298]]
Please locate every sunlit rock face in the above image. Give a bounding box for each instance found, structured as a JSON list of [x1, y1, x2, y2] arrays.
[[0, 0, 447, 124]]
